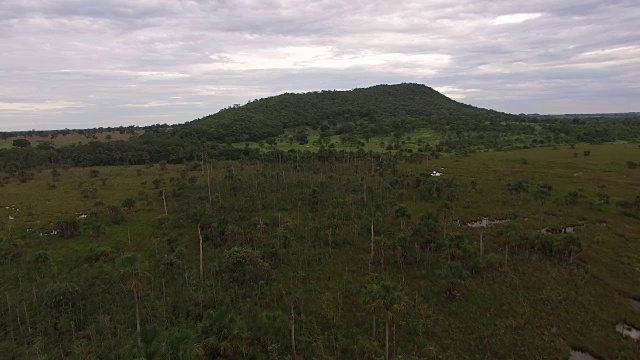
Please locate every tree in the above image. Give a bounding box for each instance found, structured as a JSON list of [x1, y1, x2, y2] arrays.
[[129, 278, 143, 347], [159, 160, 168, 171], [363, 284, 380, 341], [498, 223, 521, 268], [366, 281, 402, 360], [394, 204, 410, 230], [50, 168, 61, 182], [220, 247, 270, 287], [378, 281, 402, 360], [55, 218, 81, 238], [122, 197, 136, 212], [12, 138, 30, 147]]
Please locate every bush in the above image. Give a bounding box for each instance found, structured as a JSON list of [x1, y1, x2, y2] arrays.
[[220, 247, 270, 287], [84, 246, 113, 264], [159, 160, 168, 171], [55, 218, 81, 238], [80, 185, 98, 198], [12, 138, 31, 147], [32, 250, 51, 264], [45, 283, 82, 311], [17, 170, 35, 183], [105, 205, 127, 225], [122, 197, 136, 211]]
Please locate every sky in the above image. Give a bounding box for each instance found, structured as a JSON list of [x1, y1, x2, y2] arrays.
[[1, 0, 639, 131]]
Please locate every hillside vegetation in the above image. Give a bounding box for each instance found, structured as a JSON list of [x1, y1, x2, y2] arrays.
[[2, 84, 640, 173], [187, 83, 520, 143]]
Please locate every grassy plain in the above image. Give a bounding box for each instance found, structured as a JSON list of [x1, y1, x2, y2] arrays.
[[1, 143, 639, 358], [0, 130, 142, 148], [233, 129, 443, 152]]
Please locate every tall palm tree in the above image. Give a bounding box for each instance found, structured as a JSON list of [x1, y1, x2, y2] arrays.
[[128, 278, 142, 347], [498, 223, 521, 268], [363, 284, 380, 340], [382, 281, 402, 360], [371, 281, 402, 360]]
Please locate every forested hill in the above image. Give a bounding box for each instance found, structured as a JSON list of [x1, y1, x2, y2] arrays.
[[2, 83, 640, 172], [183, 83, 521, 143]]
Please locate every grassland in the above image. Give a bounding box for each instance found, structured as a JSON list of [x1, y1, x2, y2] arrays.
[[0, 130, 142, 148], [0, 164, 184, 264], [1, 143, 639, 358], [232, 129, 443, 153]]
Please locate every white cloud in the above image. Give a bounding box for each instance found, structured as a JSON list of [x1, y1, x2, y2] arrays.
[[492, 13, 543, 25], [0, 101, 85, 112], [120, 101, 206, 108], [190, 47, 451, 75], [433, 86, 478, 100]]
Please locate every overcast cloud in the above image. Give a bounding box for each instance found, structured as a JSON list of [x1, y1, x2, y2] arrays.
[[1, 0, 639, 130]]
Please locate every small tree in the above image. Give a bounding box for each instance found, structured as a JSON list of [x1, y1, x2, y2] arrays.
[[17, 170, 35, 183], [12, 139, 31, 148], [55, 218, 81, 238], [50, 168, 61, 182], [498, 222, 521, 268], [122, 197, 136, 212], [159, 160, 168, 171]]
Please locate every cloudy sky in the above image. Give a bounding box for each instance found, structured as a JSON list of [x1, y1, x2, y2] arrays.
[[1, 0, 639, 131]]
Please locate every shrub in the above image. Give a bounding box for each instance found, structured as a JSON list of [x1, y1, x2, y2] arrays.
[[32, 250, 51, 264], [159, 160, 168, 171], [122, 197, 136, 211], [55, 218, 81, 238], [220, 247, 270, 287], [17, 170, 35, 183], [80, 185, 98, 198], [105, 205, 127, 225]]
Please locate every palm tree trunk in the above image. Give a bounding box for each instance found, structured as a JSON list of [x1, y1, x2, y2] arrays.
[[372, 313, 376, 340], [207, 161, 212, 204], [134, 289, 141, 347], [162, 190, 168, 215], [369, 219, 374, 272], [291, 303, 297, 360], [504, 241, 509, 268], [385, 319, 389, 360], [198, 224, 204, 281]]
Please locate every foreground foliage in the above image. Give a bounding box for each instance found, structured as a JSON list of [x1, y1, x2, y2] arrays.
[[1, 143, 639, 358]]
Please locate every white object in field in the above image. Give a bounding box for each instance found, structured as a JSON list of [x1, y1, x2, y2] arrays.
[[8, 215, 14, 220]]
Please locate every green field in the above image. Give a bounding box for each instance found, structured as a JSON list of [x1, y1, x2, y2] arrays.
[[232, 128, 444, 153], [1, 143, 639, 358]]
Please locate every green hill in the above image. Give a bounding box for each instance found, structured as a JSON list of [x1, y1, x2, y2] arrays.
[[185, 83, 522, 144]]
